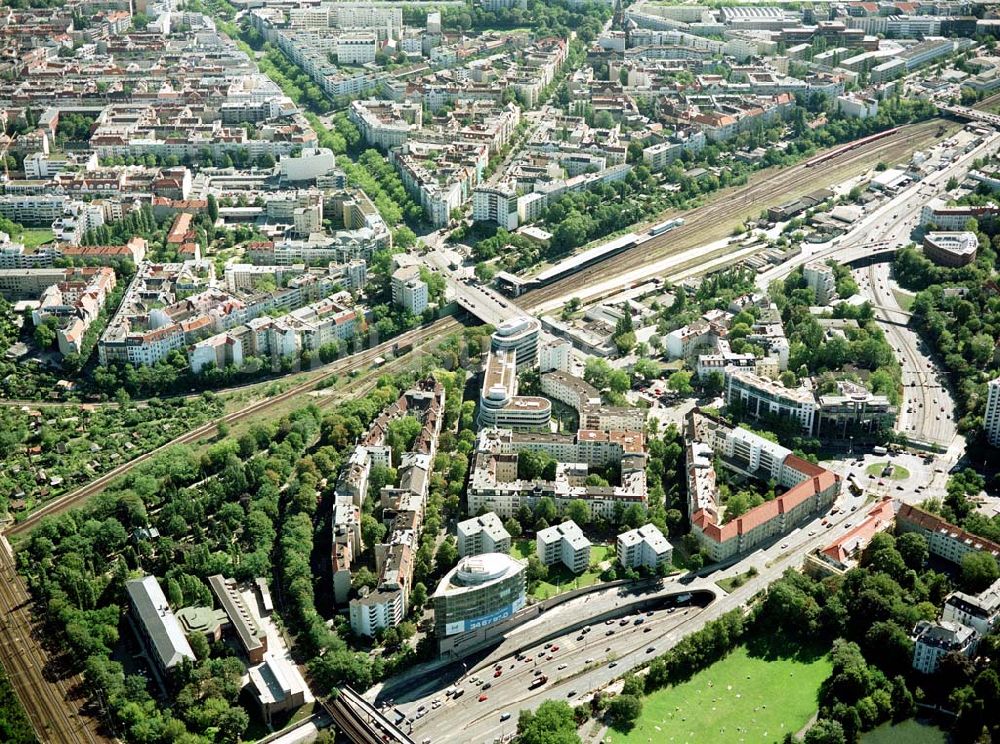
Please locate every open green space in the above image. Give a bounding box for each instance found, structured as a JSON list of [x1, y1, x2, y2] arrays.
[[512, 539, 613, 599], [716, 567, 758, 594], [13, 228, 53, 249], [861, 719, 948, 744], [865, 462, 910, 480], [892, 288, 915, 312], [609, 643, 832, 744]]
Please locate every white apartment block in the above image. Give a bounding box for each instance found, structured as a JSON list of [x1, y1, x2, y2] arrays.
[[985, 378, 1000, 447], [456, 512, 511, 557], [473, 183, 519, 230], [349, 588, 406, 637], [912, 619, 978, 674], [391, 265, 428, 315], [536, 520, 591, 574], [942, 578, 1000, 638], [803, 261, 836, 305], [617, 523, 673, 570], [337, 33, 378, 65], [539, 338, 572, 373]]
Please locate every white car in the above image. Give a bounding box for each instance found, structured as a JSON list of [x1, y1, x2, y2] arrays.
[[557, 664, 568, 670]]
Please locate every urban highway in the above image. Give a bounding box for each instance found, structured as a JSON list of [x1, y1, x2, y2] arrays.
[[390, 486, 874, 744]]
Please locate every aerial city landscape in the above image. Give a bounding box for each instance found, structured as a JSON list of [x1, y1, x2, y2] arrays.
[[3, 0, 1000, 742]]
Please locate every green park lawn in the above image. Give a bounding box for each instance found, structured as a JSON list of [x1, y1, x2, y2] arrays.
[[511, 539, 613, 600], [609, 643, 832, 744], [864, 462, 910, 480], [14, 228, 54, 249]]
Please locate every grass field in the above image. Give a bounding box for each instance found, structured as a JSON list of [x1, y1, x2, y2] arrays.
[[865, 462, 910, 480], [608, 643, 832, 744], [512, 539, 613, 599], [13, 228, 54, 248]]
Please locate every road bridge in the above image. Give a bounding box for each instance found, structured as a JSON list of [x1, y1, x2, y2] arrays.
[[938, 104, 1000, 127]]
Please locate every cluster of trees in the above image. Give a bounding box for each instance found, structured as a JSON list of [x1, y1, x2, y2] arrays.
[[897, 236, 1000, 433], [770, 268, 901, 405], [758, 529, 1000, 743], [440, 0, 611, 45], [305, 111, 361, 156], [1, 394, 224, 519], [256, 43, 332, 114], [55, 112, 96, 142], [81, 205, 158, 248], [17, 358, 474, 742], [338, 150, 423, 228], [0, 665, 34, 744], [517, 699, 583, 744]]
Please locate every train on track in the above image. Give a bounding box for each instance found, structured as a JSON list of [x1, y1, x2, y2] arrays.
[[649, 217, 685, 236], [804, 127, 899, 168]]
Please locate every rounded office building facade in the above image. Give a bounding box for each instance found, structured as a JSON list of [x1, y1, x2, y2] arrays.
[[432, 553, 527, 638]]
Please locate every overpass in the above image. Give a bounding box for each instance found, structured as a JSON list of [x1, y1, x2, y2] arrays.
[[322, 686, 416, 744], [938, 104, 1000, 128]]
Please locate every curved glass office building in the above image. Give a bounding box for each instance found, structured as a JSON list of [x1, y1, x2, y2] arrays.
[[432, 553, 527, 637]]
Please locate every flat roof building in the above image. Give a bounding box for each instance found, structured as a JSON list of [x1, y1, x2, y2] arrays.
[[922, 231, 978, 267], [617, 523, 673, 570], [433, 552, 526, 638], [536, 520, 591, 574], [457, 512, 511, 557]]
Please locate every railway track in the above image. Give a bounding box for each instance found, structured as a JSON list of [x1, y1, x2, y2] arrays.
[[519, 118, 951, 310], [0, 548, 106, 744], [0, 317, 461, 743], [7, 317, 460, 538]]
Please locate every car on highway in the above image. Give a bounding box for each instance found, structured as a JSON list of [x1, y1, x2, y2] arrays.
[[576, 635, 584, 641], [533, 669, 543, 676], [646, 646, 656, 653], [482, 682, 492, 691], [609, 661, 618, 668], [557, 664, 568, 670], [585, 658, 594, 664], [567, 690, 577, 698], [500, 713, 511, 722], [644, 627, 653, 633], [478, 694, 488, 702], [606, 629, 615, 636], [551, 645, 559, 652], [493, 669, 502, 678]]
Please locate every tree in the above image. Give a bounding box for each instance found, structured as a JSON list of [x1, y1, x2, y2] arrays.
[[804, 719, 846, 744], [607, 694, 643, 729], [207, 193, 219, 223], [518, 700, 581, 744], [504, 517, 523, 538], [961, 551, 1000, 593], [667, 370, 694, 395], [435, 537, 459, 573], [534, 496, 558, 524], [896, 532, 928, 571], [33, 316, 58, 350], [565, 499, 590, 526]]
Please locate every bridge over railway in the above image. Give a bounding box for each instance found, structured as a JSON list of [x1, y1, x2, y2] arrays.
[[322, 686, 417, 744]]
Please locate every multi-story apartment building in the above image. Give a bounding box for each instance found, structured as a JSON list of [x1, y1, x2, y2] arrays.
[[942, 578, 1000, 638], [617, 523, 673, 570], [536, 520, 591, 574], [477, 349, 552, 430], [986, 378, 1000, 448], [726, 370, 818, 434], [912, 619, 978, 674], [468, 428, 648, 520], [897, 504, 1000, 566], [490, 316, 541, 370], [803, 261, 836, 305], [391, 265, 428, 315], [457, 513, 512, 557], [686, 412, 840, 561], [473, 183, 519, 230]]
